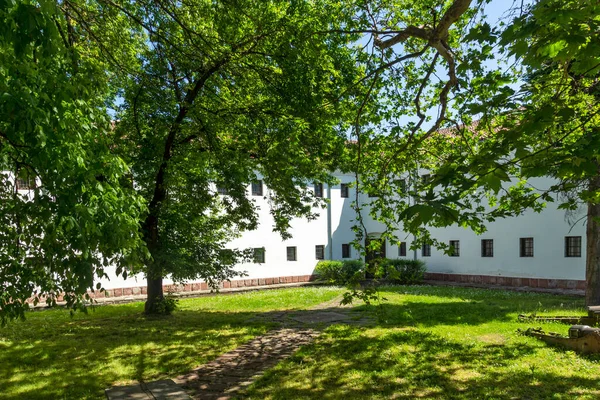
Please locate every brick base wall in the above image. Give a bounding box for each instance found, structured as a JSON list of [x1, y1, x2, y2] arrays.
[[91, 274, 318, 299], [424, 272, 586, 290]]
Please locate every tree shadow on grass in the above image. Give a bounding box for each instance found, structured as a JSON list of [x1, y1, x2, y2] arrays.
[[0, 309, 272, 399], [0, 287, 589, 400], [242, 325, 600, 399]]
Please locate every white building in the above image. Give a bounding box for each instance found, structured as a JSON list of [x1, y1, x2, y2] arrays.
[[94, 171, 586, 297]]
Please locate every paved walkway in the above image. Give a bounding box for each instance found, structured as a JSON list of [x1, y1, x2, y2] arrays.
[[106, 297, 372, 400]]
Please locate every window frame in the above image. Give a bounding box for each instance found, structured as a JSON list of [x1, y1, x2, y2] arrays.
[[315, 245, 325, 260], [422, 243, 431, 257], [286, 246, 297, 261], [251, 180, 263, 196], [342, 243, 351, 258], [314, 182, 324, 198], [481, 239, 494, 257], [340, 183, 349, 198], [565, 236, 582, 257], [399, 242, 407, 257], [520, 237, 534, 257], [449, 240, 460, 257], [253, 247, 265, 263]]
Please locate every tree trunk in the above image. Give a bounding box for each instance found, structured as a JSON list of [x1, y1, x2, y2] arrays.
[[144, 271, 164, 314], [586, 174, 600, 307], [143, 211, 165, 314]]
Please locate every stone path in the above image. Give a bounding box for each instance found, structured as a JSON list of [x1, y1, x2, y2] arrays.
[[106, 297, 373, 400]]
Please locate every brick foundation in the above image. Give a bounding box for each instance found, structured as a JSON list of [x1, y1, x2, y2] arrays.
[[424, 272, 586, 291], [92, 274, 318, 299]]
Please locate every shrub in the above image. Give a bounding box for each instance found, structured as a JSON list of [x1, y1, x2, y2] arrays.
[[377, 259, 427, 284], [152, 294, 179, 315], [314, 260, 365, 285]]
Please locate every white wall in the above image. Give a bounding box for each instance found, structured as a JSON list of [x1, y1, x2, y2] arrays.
[[93, 173, 587, 289]]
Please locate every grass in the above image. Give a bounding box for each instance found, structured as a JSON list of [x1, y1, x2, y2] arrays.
[[0, 286, 343, 400], [2, 285, 600, 400], [242, 285, 600, 400]]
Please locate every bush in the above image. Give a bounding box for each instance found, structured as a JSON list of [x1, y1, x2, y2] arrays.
[[376, 259, 426, 284], [314, 260, 365, 285]]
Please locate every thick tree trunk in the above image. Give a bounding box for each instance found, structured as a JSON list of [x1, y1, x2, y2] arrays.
[[143, 212, 164, 314], [586, 174, 600, 307], [144, 272, 164, 314]]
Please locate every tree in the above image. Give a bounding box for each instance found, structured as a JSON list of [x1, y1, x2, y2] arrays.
[[0, 0, 145, 323], [91, 0, 364, 313], [464, 0, 600, 305], [343, 0, 600, 306]]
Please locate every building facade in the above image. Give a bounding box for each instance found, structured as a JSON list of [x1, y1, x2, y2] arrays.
[[94, 172, 587, 295]]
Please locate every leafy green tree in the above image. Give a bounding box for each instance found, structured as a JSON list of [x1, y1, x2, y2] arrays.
[[95, 0, 363, 313], [347, 0, 600, 306], [0, 0, 144, 323], [466, 0, 600, 305]]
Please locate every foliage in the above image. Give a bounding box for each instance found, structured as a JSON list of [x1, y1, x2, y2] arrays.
[[376, 259, 426, 284], [314, 260, 366, 286], [0, 0, 145, 323], [101, 0, 365, 313], [1, 0, 366, 318], [150, 293, 179, 315]]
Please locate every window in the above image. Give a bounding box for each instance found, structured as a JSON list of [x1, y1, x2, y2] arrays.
[[315, 245, 325, 260], [399, 179, 407, 193], [15, 171, 35, 190], [399, 242, 407, 257], [481, 239, 494, 257], [253, 248, 265, 263], [449, 240, 460, 257], [520, 237, 534, 257], [314, 183, 323, 198], [422, 243, 431, 257], [341, 183, 349, 198], [565, 236, 582, 257], [342, 243, 351, 258], [421, 174, 431, 185], [216, 185, 228, 195], [251, 180, 263, 196], [286, 246, 297, 261]]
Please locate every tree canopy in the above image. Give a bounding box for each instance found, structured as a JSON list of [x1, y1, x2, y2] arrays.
[[0, 0, 144, 323]]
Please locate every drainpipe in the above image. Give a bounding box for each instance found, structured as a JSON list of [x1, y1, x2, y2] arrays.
[[327, 183, 333, 260]]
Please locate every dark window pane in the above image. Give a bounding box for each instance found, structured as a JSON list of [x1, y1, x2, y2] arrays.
[[253, 248, 265, 263], [286, 246, 297, 261], [342, 243, 350, 258], [520, 237, 534, 257], [251, 180, 263, 196], [449, 240, 460, 257], [399, 242, 407, 257], [341, 183, 349, 198], [217, 186, 228, 195], [481, 239, 494, 257], [422, 243, 431, 257], [315, 245, 325, 260], [565, 236, 582, 257], [314, 183, 323, 198]]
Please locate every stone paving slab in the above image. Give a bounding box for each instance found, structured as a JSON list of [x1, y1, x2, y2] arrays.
[[174, 328, 320, 400], [105, 379, 191, 400], [291, 310, 353, 324]]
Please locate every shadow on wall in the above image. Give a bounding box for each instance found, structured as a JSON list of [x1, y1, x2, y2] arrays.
[[328, 182, 391, 264]]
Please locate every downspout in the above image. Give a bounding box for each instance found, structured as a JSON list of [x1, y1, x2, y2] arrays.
[[327, 183, 333, 260]]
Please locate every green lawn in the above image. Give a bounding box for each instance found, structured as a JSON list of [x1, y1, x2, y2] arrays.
[[1, 285, 599, 400], [242, 286, 600, 400], [0, 286, 343, 399]]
